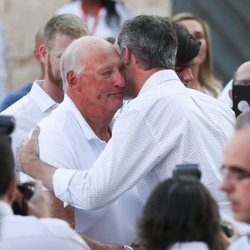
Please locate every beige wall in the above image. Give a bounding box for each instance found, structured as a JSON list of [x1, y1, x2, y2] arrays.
[[0, 0, 171, 93]]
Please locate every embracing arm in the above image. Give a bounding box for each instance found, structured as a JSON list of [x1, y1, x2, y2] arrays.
[[20, 110, 162, 210], [19, 127, 56, 191]]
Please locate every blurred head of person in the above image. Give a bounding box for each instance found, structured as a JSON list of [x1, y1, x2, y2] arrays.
[[0, 134, 16, 205], [221, 125, 250, 223], [41, 14, 88, 93], [173, 22, 201, 86], [172, 12, 221, 97], [138, 176, 222, 250]]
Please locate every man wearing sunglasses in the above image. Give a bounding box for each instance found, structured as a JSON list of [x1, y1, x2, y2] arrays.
[[221, 124, 250, 249]]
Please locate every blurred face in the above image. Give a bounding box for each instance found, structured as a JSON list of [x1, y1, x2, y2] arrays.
[[76, 45, 125, 113], [180, 19, 207, 65], [220, 134, 250, 223], [46, 34, 75, 89], [175, 63, 194, 86]]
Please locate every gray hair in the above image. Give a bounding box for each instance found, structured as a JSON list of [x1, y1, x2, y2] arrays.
[[117, 15, 177, 70], [44, 14, 88, 50], [60, 38, 84, 91]]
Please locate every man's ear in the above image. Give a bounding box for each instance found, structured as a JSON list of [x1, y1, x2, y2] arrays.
[[6, 174, 17, 205], [123, 46, 132, 66], [39, 45, 47, 64], [67, 71, 78, 88]]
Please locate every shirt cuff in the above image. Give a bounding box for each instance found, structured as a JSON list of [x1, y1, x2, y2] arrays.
[[53, 168, 77, 204]]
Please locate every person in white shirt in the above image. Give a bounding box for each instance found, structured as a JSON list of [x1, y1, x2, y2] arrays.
[[0, 133, 90, 250], [36, 36, 143, 245], [221, 125, 250, 249], [20, 15, 235, 224], [1, 14, 88, 175], [57, 0, 133, 38]]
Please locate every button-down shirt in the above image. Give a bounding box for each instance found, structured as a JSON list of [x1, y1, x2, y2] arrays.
[[38, 94, 143, 244], [53, 70, 235, 219], [1, 80, 58, 172], [0, 201, 90, 250]]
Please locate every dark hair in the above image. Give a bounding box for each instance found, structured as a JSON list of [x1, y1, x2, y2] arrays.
[[173, 22, 201, 67], [138, 177, 221, 250], [0, 135, 15, 197], [117, 15, 177, 70], [103, 0, 120, 28], [106, 36, 116, 44]]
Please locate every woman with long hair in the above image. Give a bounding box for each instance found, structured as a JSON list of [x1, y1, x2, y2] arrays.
[[172, 13, 222, 98]]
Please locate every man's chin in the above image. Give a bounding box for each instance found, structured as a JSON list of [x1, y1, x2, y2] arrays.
[[234, 213, 250, 223]]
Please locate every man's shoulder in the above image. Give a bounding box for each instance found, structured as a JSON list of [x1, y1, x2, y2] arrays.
[[4, 215, 89, 249], [38, 102, 70, 132], [1, 93, 39, 120], [228, 235, 250, 249]]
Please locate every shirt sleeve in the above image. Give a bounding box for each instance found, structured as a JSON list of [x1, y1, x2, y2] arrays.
[[53, 108, 163, 209]]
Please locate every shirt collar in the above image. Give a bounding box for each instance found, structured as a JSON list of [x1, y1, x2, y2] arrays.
[[139, 69, 185, 95], [30, 80, 59, 113], [62, 94, 103, 141], [0, 200, 14, 216]]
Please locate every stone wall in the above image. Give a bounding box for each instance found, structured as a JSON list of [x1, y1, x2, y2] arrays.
[[0, 0, 171, 93]]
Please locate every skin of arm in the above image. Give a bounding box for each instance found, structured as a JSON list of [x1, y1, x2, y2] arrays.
[[45, 191, 75, 228]]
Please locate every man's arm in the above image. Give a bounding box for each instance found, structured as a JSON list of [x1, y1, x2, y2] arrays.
[[20, 110, 163, 210], [45, 191, 75, 228]]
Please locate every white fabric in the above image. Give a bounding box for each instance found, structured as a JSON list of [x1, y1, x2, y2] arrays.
[[228, 236, 250, 250], [57, 1, 133, 38], [53, 70, 235, 218], [38, 94, 143, 244], [0, 201, 90, 250], [0, 18, 7, 102], [218, 80, 233, 108], [169, 242, 209, 250], [1, 80, 58, 174]]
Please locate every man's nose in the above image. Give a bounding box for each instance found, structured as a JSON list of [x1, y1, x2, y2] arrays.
[[114, 71, 125, 88]]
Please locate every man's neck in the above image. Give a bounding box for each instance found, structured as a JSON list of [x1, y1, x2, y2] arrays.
[[133, 67, 166, 95], [41, 80, 64, 103], [83, 110, 114, 142], [190, 64, 201, 90]]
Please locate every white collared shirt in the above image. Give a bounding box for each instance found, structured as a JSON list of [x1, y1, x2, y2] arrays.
[[38, 94, 143, 244], [53, 70, 235, 218], [1, 80, 59, 171], [0, 201, 90, 250]]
